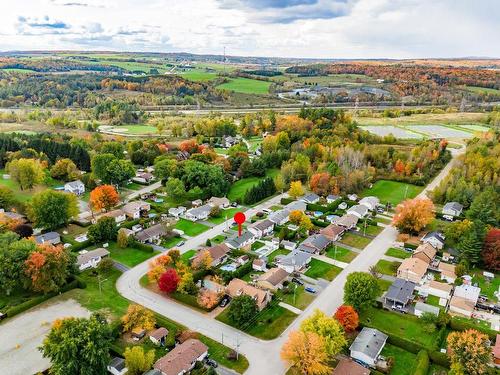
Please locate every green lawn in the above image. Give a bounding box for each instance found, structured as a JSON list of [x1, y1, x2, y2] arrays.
[[362, 224, 384, 236], [471, 269, 499, 302], [426, 295, 442, 308], [175, 218, 210, 236], [211, 234, 226, 244], [227, 169, 279, 202], [208, 208, 240, 224], [304, 259, 342, 281], [325, 245, 358, 263], [268, 248, 291, 263], [340, 233, 372, 249], [360, 307, 439, 349], [105, 242, 159, 268], [279, 285, 316, 310], [251, 241, 265, 251], [362, 180, 424, 206], [246, 136, 262, 153], [385, 247, 411, 259], [181, 249, 197, 264], [161, 236, 183, 249], [179, 70, 217, 81], [217, 77, 272, 94], [377, 278, 393, 296], [0, 169, 61, 203], [381, 344, 417, 375], [375, 259, 401, 276], [216, 302, 297, 340]]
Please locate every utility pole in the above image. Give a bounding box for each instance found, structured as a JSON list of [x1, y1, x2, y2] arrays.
[[293, 283, 297, 305], [235, 336, 241, 360]]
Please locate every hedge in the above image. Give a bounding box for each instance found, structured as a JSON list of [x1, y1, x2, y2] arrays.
[[428, 350, 449, 367], [70, 239, 93, 252], [449, 317, 498, 340], [128, 239, 155, 253], [404, 243, 418, 250], [412, 350, 430, 375], [280, 197, 294, 205], [311, 218, 329, 228], [306, 203, 328, 212]]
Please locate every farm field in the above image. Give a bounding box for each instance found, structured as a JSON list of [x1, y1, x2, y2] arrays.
[[359, 125, 422, 139], [217, 77, 272, 94], [178, 69, 217, 81], [406, 125, 474, 139], [355, 112, 486, 126], [362, 180, 423, 205], [227, 169, 279, 202], [99, 124, 159, 135]]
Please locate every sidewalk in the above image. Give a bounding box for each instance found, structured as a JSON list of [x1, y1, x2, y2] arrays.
[[278, 302, 302, 314], [312, 254, 348, 269]]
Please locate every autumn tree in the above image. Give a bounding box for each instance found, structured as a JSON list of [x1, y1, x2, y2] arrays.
[[88, 216, 118, 243], [274, 174, 286, 193], [147, 254, 172, 283], [299, 215, 313, 233], [124, 346, 155, 375], [392, 198, 435, 234], [29, 190, 79, 230], [158, 268, 180, 293], [0, 186, 15, 209], [334, 305, 359, 332], [309, 172, 332, 196], [50, 158, 79, 181], [117, 228, 129, 248], [7, 158, 45, 190], [197, 289, 221, 309], [89, 185, 119, 212], [167, 249, 181, 263], [300, 309, 347, 357], [191, 250, 213, 271], [447, 329, 491, 375], [281, 330, 331, 375], [288, 180, 304, 199], [482, 228, 500, 271], [289, 210, 304, 225], [344, 272, 379, 311], [121, 304, 156, 332], [25, 244, 73, 294], [177, 271, 197, 295]]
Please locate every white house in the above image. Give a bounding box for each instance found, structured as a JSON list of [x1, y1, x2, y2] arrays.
[[276, 250, 312, 273], [64, 180, 85, 195], [359, 196, 380, 211], [184, 204, 212, 222], [168, 206, 186, 218], [421, 232, 445, 250], [76, 248, 110, 271], [107, 357, 127, 375], [442, 202, 463, 218], [149, 327, 169, 346], [347, 204, 369, 219], [248, 219, 274, 238], [350, 327, 388, 367], [122, 200, 151, 219], [326, 194, 340, 204]]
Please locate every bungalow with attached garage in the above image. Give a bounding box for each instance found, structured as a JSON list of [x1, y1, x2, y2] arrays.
[[320, 224, 345, 242], [347, 204, 369, 219], [280, 240, 297, 251], [326, 194, 340, 204], [132, 172, 154, 184], [297, 234, 331, 254], [135, 224, 167, 243], [268, 209, 290, 226], [449, 284, 481, 318], [34, 231, 61, 245], [256, 267, 289, 291], [384, 278, 416, 312], [438, 262, 457, 283], [334, 214, 359, 230], [397, 257, 428, 284], [226, 278, 271, 311], [168, 206, 186, 218], [122, 200, 151, 219], [193, 243, 231, 267], [359, 196, 380, 211], [301, 193, 320, 204], [107, 357, 127, 375], [226, 231, 256, 250], [154, 339, 208, 375], [285, 200, 307, 212], [421, 231, 445, 250], [149, 327, 169, 346], [413, 243, 437, 263], [442, 202, 463, 218], [184, 204, 212, 222], [248, 219, 274, 238], [277, 250, 312, 273], [207, 196, 230, 208], [414, 302, 440, 317], [64, 180, 85, 195], [93, 209, 126, 224], [76, 248, 110, 271], [349, 327, 388, 367]]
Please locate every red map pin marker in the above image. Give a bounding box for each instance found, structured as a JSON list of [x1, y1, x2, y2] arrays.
[[233, 212, 246, 237]]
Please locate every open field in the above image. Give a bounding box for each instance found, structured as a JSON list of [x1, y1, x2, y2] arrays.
[[359, 125, 422, 139], [178, 69, 217, 81], [355, 112, 486, 126], [175, 218, 210, 236], [406, 125, 474, 139], [362, 180, 423, 205], [99, 124, 159, 135], [466, 86, 500, 95], [227, 169, 279, 202], [105, 242, 160, 267], [217, 77, 272, 94]]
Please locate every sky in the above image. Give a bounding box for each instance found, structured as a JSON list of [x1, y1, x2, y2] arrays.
[[1, 0, 499, 59]]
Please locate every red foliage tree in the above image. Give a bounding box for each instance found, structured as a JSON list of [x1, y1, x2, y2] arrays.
[[333, 305, 359, 332], [309, 172, 331, 196], [158, 268, 180, 293], [394, 159, 405, 174], [89, 185, 119, 212], [482, 228, 500, 271]]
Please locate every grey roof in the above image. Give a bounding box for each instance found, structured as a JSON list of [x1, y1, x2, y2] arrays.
[[422, 231, 445, 244], [186, 204, 212, 217], [302, 193, 320, 203], [34, 231, 60, 244], [443, 202, 463, 213], [108, 357, 126, 371], [76, 248, 110, 266], [268, 209, 289, 224], [335, 214, 359, 228], [415, 302, 440, 315], [144, 370, 162, 375], [298, 234, 331, 253], [348, 204, 369, 216], [327, 194, 340, 201], [227, 231, 255, 248], [2, 211, 25, 220], [385, 278, 416, 304], [65, 180, 84, 189], [350, 328, 388, 359], [286, 200, 307, 211], [249, 219, 274, 232], [135, 224, 166, 242], [277, 250, 312, 267], [280, 240, 297, 249]]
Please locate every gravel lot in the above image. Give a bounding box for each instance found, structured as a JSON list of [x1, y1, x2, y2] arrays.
[[0, 299, 90, 375]]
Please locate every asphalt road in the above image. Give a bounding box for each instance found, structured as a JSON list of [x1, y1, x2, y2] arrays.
[[117, 146, 464, 374]]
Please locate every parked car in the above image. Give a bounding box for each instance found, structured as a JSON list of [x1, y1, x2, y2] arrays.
[[262, 208, 271, 214], [219, 295, 231, 307], [291, 277, 304, 286], [206, 358, 218, 368], [231, 202, 238, 207], [177, 241, 185, 246], [305, 287, 316, 293]]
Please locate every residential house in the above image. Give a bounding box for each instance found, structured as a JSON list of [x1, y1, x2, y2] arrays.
[[235, 255, 250, 266], [280, 240, 297, 251], [252, 258, 266, 271], [154, 339, 208, 375], [256, 267, 289, 291], [276, 250, 312, 273], [94, 209, 126, 224], [301, 193, 320, 204], [107, 357, 127, 375], [34, 231, 61, 245], [347, 204, 369, 219], [421, 231, 445, 250], [248, 219, 274, 238], [64, 180, 85, 195], [135, 224, 167, 243], [297, 234, 331, 254], [334, 214, 359, 230], [349, 327, 388, 367], [414, 302, 440, 317], [144, 370, 162, 375], [326, 194, 340, 204], [207, 196, 230, 208], [384, 278, 416, 311], [359, 196, 380, 211], [149, 327, 169, 346], [333, 358, 371, 375], [122, 200, 151, 219], [0, 210, 26, 222], [427, 280, 453, 300], [438, 262, 457, 283], [320, 224, 345, 242], [449, 284, 481, 318], [76, 248, 110, 271], [397, 257, 428, 284], [413, 243, 437, 263], [184, 204, 212, 222], [226, 278, 271, 310], [193, 243, 231, 267], [133, 172, 154, 184], [223, 135, 238, 148], [268, 209, 289, 225], [347, 194, 358, 201], [442, 202, 463, 218], [191, 199, 203, 207], [226, 231, 256, 250], [168, 206, 186, 218], [285, 200, 307, 212]]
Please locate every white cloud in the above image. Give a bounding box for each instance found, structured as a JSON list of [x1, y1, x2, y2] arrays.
[[0, 0, 498, 58]]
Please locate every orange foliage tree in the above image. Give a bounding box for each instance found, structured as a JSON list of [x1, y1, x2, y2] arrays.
[[289, 210, 305, 225], [89, 185, 119, 212], [309, 172, 332, 196], [333, 305, 359, 332], [147, 254, 172, 283], [191, 250, 213, 271], [281, 330, 331, 375], [179, 139, 202, 154], [392, 198, 435, 234], [121, 304, 156, 332], [197, 289, 220, 309], [447, 329, 491, 375]]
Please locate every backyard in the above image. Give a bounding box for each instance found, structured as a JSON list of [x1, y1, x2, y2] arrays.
[[278, 285, 316, 310], [385, 247, 412, 259], [325, 245, 358, 263], [227, 169, 279, 202], [106, 242, 160, 268], [267, 248, 291, 263], [381, 344, 417, 375], [304, 259, 342, 281], [362, 180, 423, 206], [340, 232, 372, 249], [175, 218, 210, 236], [208, 208, 240, 224]]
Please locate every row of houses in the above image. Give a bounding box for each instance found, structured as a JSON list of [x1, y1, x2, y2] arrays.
[[92, 200, 152, 224]]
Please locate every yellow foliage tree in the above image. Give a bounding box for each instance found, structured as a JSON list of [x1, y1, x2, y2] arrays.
[[288, 181, 304, 199], [281, 330, 331, 375], [300, 309, 347, 356], [121, 304, 156, 333], [447, 329, 491, 375], [289, 210, 304, 225], [392, 198, 435, 234], [124, 346, 155, 375], [191, 250, 213, 270]]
